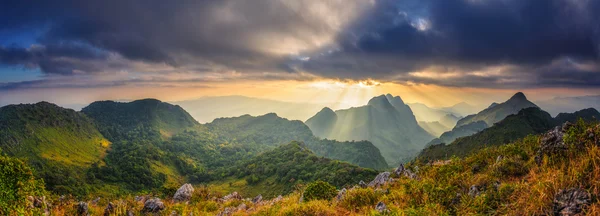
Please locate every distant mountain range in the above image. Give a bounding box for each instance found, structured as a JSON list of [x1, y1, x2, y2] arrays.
[[306, 94, 433, 165], [429, 92, 539, 146], [407, 102, 476, 122], [536, 95, 600, 116], [174, 96, 326, 123], [419, 107, 600, 161]]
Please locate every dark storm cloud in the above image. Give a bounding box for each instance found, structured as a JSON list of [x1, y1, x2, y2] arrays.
[[293, 0, 600, 87], [1, 0, 369, 74], [0, 43, 114, 74], [1, 0, 599, 89]]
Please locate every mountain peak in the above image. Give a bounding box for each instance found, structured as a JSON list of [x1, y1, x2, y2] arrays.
[[508, 92, 527, 101], [368, 95, 390, 105], [385, 94, 405, 105]]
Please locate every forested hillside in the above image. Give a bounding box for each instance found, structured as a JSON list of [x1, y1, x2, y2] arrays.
[[0, 102, 110, 194], [419, 107, 600, 161]]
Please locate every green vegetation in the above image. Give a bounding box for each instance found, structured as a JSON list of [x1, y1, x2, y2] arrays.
[[0, 155, 46, 215], [303, 181, 337, 201], [419, 107, 599, 161], [220, 141, 378, 197], [430, 92, 539, 146], [306, 94, 434, 165], [0, 102, 110, 195], [3, 98, 600, 215], [206, 113, 388, 170]]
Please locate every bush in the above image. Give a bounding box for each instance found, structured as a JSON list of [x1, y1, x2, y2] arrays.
[[339, 188, 379, 210], [0, 156, 46, 214], [491, 158, 528, 178], [303, 181, 337, 201]]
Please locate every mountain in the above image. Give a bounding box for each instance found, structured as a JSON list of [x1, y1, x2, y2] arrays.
[[306, 94, 433, 165], [554, 108, 600, 124], [213, 141, 378, 198], [439, 114, 460, 128], [0, 102, 110, 193], [407, 103, 457, 122], [440, 102, 479, 117], [418, 107, 600, 161], [174, 96, 325, 123], [206, 113, 388, 170], [456, 92, 538, 128], [82, 99, 199, 141], [430, 92, 538, 145], [418, 121, 451, 137], [427, 121, 488, 147], [306, 107, 337, 138], [536, 95, 600, 116]]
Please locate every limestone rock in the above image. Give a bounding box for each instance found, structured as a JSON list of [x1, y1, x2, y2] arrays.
[[336, 188, 347, 201], [173, 183, 195, 202], [368, 172, 391, 187], [142, 198, 165, 213], [76, 202, 88, 216], [252, 194, 263, 204], [375, 201, 388, 213], [535, 123, 572, 165], [103, 202, 115, 216], [222, 192, 242, 201], [553, 188, 591, 216], [358, 180, 368, 188]]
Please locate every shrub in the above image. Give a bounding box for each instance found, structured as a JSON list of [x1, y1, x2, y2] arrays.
[[491, 158, 528, 178], [339, 188, 379, 210], [0, 156, 46, 214], [303, 181, 337, 201]]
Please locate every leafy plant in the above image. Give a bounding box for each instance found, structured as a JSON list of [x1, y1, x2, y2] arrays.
[[303, 181, 337, 201]]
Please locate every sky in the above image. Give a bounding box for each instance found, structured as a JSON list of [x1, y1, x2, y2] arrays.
[[1, 0, 599, 108]]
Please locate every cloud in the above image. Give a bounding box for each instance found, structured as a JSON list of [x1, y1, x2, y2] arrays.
[[0, 0, 599, 89], [290, 0, 600, 88]]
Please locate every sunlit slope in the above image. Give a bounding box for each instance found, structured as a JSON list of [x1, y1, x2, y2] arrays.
[[0, 102, 109, 166], [207, 113, 388, 170], [306, 94, 433, 165], [419, 107, 600, 161]]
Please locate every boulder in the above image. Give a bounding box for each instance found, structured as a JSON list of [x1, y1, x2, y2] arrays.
[[553, 188, 591, 216], [393, 164, 405, 176], [394, 164, 419, 179], [535, 123, 571, 165], [252, 194, 263, 204], [91, 197, 100, 205], [368, 172, 391, 187], [173, 183, 195, 202], [222, 192, 242, 201], [451, 193, 462, 205], [237, 203, 247, 211], [142, 198, 165, 213], [217, 207, 236, 216], [103, 202, 115, 216], [76, 202, 88, 216], [358, 180, 368, 188], [336, 188, 347, 201], [468, 185, 483, 197], [375, 201, 388, 213]]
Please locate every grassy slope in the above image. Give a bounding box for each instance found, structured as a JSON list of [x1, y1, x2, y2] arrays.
[[0, 102, 110, 166], [48, 121, 600, 215]]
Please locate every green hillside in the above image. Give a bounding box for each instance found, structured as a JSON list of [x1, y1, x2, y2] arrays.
[[206, 113, 388, 170], [418, 107, 600, 161], [429, 92, 538, 146], [0, 102, 110, 194], [306, 94, 433, 165], [81, 99, 199, 141], [212, 141, 378, 198]]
